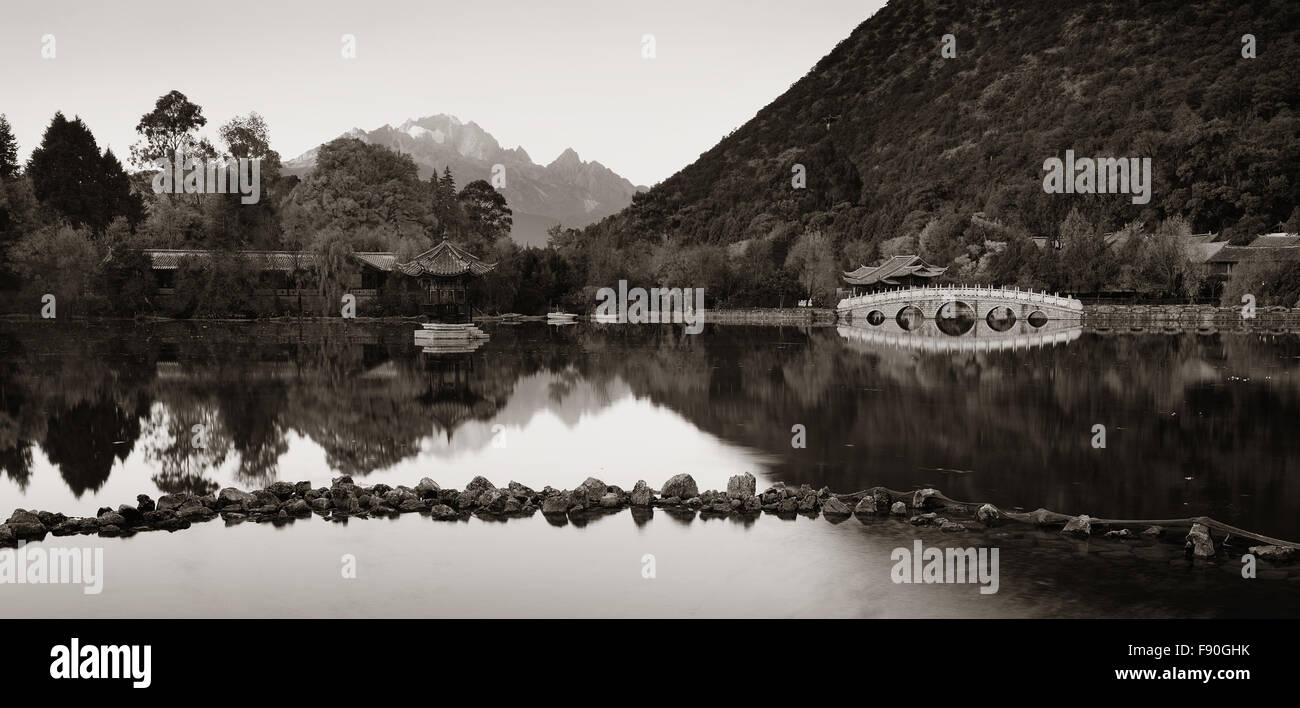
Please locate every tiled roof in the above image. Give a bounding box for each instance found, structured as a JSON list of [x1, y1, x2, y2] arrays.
[[1207, 245, 1300, 264], [1247, 233, 1300, 248], [139, 249, 397, 271], [843, 255, 946, 286], [395, 240, 498, 278], [1186, 240, 1228, 263]]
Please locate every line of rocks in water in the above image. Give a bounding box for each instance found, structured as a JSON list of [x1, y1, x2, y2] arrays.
[[2, 473, 1296, 564]]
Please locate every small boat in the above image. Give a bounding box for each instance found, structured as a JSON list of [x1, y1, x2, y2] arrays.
[[546, 311, 578, 323], [591, 313, 620, 324]]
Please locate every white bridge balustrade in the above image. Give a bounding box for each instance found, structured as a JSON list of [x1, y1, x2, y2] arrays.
[[837, 284, 1083, 327]]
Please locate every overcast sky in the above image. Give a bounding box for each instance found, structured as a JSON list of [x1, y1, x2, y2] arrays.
[[0, 0, 884, 186]]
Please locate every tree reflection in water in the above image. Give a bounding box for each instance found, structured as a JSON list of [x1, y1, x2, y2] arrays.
[[0, 320, 1299, 538]]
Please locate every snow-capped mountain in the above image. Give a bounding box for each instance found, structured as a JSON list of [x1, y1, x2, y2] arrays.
[[285, 115, 645, 246]]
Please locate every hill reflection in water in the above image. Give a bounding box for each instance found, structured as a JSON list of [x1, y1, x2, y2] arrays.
[[1, 320, 1298, 539]]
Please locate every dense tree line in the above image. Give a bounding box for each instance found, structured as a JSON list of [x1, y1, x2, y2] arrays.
[[0, 91, 573, 316]]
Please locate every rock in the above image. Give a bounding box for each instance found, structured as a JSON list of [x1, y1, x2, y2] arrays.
[[742, 496, 761, 512], [117, 505, 142, 526], [415, 478, 441, 499], [479, 490, 509, 513], [1061, 515, 1093, 538], [0, 526, 13, 545], [1247, 545, 1296, 562], [797, 495, 818, 511], [599, 493, 620, 509], [49, 521, 81, 536], [726, 472, 757, 499], [455, 491, 477, 510], [541, 496, 570, 515], [331, 475, 354, 486], [140, 510, 172, 525], [36, 511, 67, 528], [685, 496, 702, 509], [890, 501, 907, 516], [218, 488, 257, 509], [398, 499, 425, 513], [286, 499, 311, 515], [97, 525, 122, 537], [156, 494, 190, 512], [661, 474, 699, 500], [1141, 526, 1164, 538], [940, 521, 968, 532], [630, 480, 654, 506], [464, 476, 497, 496], [136, 495, 156, 512], [821, 497, 851, 516], [506, 481, 535, 499], [177, 502, 216, 521], [266, 481, 296, 500], [1185, 523, 1216, 558], [7, 509, 42, 525], [97, 512, 127, 527], [1104, 529, 1133, 540], [309, 497, 331, 512], [333, 496, 361, 514], [867, 488, 892, 511], [913, 488, 944, 510], [429, 504, 459, 520], [294, 481, 313, 496], [577, 477, 607, 504], [976, 504, 1002, 525], [1027, 508, 1057, 526], [853, 496, 877, 515], [910, 513, 939, 526]]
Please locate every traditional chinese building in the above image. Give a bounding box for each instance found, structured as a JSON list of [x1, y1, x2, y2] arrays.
[[395, 240, 498, 323], [134, 240, 496, 318], [842, 254, 947, 295]]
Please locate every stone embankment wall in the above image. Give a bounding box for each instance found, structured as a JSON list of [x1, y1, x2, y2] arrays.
[[706, 308, 835, 324], [1084, 305, 1300, 330]]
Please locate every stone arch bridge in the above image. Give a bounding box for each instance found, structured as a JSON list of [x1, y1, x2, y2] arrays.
[[837, 285, 1083, 329]]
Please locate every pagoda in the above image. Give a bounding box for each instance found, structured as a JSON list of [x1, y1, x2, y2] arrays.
[[396, 240, 498, 323]]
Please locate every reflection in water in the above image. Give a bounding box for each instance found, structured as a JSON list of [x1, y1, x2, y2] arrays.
[[896, 306, 924, 331], [985, 306, 1017, 332], [934, 301, 976, 336], [2, 321, 1300, 541]]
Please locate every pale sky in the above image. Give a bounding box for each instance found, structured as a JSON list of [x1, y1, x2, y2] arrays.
[[0, 0, 885, 186]]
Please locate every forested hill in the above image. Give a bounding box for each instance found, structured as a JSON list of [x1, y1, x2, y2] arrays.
[[581, 0, 1300, 259]]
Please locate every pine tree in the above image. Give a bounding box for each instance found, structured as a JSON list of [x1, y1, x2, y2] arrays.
[[27, 112, 141, 233], [0, 114, 18, 180]]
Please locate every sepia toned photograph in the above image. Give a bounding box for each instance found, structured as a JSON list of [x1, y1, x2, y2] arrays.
[[1, 0, 1296, 690]]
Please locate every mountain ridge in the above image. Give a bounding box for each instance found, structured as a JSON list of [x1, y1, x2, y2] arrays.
[[286, 114, 647, 246]]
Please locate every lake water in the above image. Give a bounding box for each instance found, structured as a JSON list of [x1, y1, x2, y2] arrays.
[[1, 320, 1297, 617]]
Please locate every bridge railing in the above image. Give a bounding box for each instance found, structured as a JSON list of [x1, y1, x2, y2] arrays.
[[836, 284, 1083, 312]]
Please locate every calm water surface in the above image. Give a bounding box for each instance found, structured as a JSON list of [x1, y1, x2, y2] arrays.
[[1, 320, 1297, 617]]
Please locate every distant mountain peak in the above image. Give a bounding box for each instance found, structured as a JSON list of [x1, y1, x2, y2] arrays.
[[284, 115, 640, 247]]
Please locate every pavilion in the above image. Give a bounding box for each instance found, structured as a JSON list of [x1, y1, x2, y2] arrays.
[[842, 254, 947, 295], [395, 240, 498, 323]]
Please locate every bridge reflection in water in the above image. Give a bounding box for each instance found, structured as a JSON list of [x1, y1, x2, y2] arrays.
[[836, 284, 1083, 351], [837, 319, 1082, 352]]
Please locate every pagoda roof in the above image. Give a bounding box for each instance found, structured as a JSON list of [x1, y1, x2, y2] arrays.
[[396, 240, 498, 278], [843, 255, 946, 286]]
